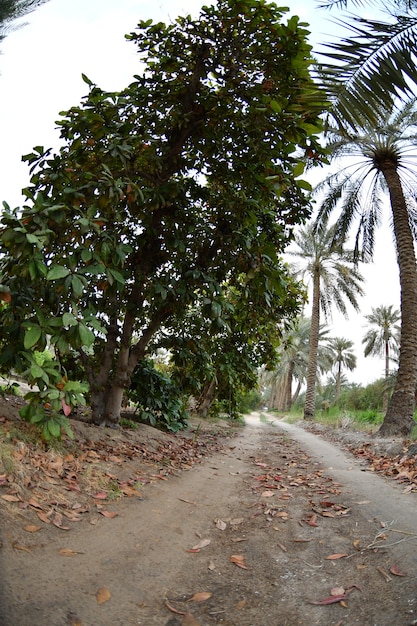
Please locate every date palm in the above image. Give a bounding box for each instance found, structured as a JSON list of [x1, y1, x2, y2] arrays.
[[326, 336, 356, 403], [289, 223, 364, 420], [266, 317, 329, 411], [362, 304, 400, 410], [315, 99, 417, 436]]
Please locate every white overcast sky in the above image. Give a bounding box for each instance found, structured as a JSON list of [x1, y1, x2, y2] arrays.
[[0, 0, 400, 385]]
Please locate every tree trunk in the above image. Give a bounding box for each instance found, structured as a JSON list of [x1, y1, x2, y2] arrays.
[[291, 380, 302, 406], [284, 363, 294, 411], [197, 378, 217, 418], [335, 361, 342, 404], [382, 339, 389, 413], [304, 268, 320, 420], [379, 164, 417, 437]]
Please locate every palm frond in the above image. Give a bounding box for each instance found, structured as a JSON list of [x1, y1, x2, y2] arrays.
[[316, 13, 417, 129]]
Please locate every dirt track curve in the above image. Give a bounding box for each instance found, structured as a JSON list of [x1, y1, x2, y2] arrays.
[[1, 413, 417, 626]]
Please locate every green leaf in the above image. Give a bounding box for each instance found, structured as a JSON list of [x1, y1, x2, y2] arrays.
[[108, 268, 125, 286], [62, 312, 77, 327], [81, 73, 94, 86], [24, 325, 42, 349], [46, 265, 71, 280], [71, 275, 85, 298], [293, 162, 305, 177], [78, 324, 95, 347], [47, 419, 62, 438], [30, 362, 46, 380], [269, 100, 282, 114]]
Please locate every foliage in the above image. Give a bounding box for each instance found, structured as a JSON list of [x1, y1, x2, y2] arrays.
[[0, 0, 328, 434], [289, 222, 365, 419], [315, 99, 417, 436], [316, 1, 417, 130], [236, 388, 262, 414], [128, 359, 188, 432], [0, 0, 49, 44]]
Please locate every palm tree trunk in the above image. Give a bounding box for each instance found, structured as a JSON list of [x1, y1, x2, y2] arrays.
[[335, 361, 342, 404], [382, 339, 390, 413], [379, 164, 417, 437], [304, 268, 320, 420], [284, 362, 294, 411]]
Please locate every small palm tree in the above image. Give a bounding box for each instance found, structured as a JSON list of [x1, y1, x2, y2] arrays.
[[289, 223, 364, 420], [362, 304, 400, 411], [315, 98, 417, 436], [326, 336, 357, 403]]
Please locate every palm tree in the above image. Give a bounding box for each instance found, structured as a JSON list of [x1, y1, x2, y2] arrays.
[[362, 304, 400, 411], [289, 223, 365, 420], [326, 336, 356, 403], [266, 317, 329, 411], [316, 0, 417, 130], [315, 99, 417, 436], [0, 1, 49, 44]]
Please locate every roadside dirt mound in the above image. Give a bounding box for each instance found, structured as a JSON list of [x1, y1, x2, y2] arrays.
[[1, 401, 417, 625]]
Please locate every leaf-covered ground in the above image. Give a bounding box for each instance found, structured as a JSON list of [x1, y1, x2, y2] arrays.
[[1, 398, 417, 626]]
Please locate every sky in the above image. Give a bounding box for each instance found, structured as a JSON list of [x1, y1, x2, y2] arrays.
[[0, 0, 400, 386]]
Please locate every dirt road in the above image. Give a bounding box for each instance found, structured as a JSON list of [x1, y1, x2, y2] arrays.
[[1, 413, 417, 625]]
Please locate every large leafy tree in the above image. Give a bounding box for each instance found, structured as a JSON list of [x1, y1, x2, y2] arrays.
[[289, 223, 364, 420], [362, 304, 400, 411], [0, 0, 327, 432], [315, 99, 417, 436]]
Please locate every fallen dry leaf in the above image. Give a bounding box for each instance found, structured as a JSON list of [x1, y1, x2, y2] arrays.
[[164, 599, 186, 615], [37, 511, 52, 524], [182, 613, 201, 626], [52, 513, 70, 530], [215, 518, 227, 530], [208, 560, 215, 570], [1, 494, 21, 502], [325, 553, 349, 560], [92, 492, 108, 500], [58, 548, 84, 557], [308, 585, 360, 605], [230, 554, 248, 569], [96, 587, 111, 604], [187, 591, 212, 603], [305, 513, 319, 527], [191, 538, 211, 550], [389, 564, 406, 577], [24, 524, 41, 533], [99, 510, 118, 519], [12, 542, 31, 553]]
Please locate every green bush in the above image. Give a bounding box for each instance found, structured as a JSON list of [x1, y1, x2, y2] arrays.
[[128, 359, 188, 432]]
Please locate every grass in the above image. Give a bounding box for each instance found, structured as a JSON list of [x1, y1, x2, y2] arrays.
[[265, 406, 417, 440]]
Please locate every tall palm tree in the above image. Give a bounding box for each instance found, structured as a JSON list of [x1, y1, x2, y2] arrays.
[[362, 304, 400, 410], [315, 99, 417, 436], [316, 0, 417, 130], [289, 223, 365, 420], [326, 336, 356, 403]]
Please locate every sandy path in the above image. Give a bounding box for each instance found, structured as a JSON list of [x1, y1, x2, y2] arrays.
[[1, 414, 417, 626]]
